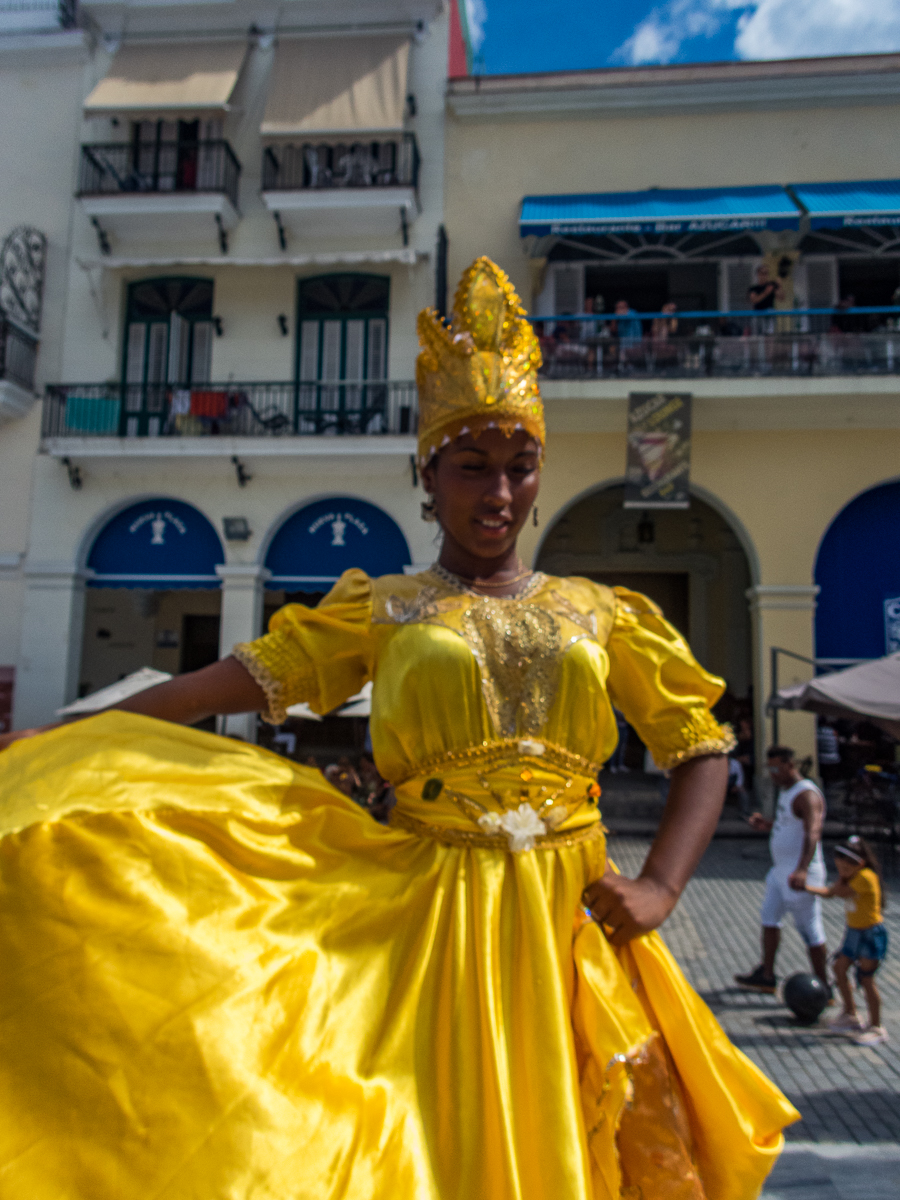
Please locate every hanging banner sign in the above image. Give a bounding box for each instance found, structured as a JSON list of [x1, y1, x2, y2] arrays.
[[624, 392, 692, 509]]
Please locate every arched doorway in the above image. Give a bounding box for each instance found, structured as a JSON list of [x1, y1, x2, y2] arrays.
[[537, 483, 753, 710], [79, 498, 225, 704], [815, 479, 900, 659]]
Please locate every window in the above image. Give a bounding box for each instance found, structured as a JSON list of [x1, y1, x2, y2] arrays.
[[295, 274, 389, 433], [122, 277, 214, 436]]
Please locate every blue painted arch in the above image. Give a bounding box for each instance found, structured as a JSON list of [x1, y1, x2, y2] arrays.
[[265, 497, 411, 588], [815, 479, 900, 658], [87, 498, 225, 588]]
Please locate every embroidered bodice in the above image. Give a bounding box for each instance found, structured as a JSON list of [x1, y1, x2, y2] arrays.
[[234, 569, 733, 841]]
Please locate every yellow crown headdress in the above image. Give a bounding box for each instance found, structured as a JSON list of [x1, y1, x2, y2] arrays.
[[416, 256, 544, 465]]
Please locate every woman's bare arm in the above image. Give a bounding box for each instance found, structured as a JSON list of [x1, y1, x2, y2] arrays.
[[112, 656, 266, 723], [583, 753, 727, 945], [0, 656, 266, 750]]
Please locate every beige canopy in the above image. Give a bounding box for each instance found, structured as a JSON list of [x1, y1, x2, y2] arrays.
[[84, 41, 247, 116], [774, 652, 900, 739], [261, 35, 409, 137]]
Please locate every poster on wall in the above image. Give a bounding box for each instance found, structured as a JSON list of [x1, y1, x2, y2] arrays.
[[624, 392, 692, 509], [885, 597, 900, 654]]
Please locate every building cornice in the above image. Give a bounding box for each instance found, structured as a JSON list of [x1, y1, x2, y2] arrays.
[[448, 54, 900, 119]]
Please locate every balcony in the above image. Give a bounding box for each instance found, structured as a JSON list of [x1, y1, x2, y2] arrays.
[[41, 380, 418, 448], [0, 0, 76, 34], [77, 140, 241, 248], [535, 308, 900, 380], [261, 134, 419, 242], [0, 316, 38, 422]]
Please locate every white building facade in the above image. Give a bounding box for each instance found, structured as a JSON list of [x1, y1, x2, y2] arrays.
[[3, 0, 449, 735]]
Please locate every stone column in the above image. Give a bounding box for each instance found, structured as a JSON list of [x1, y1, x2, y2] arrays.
[[216, 563, 270, 742], [746, 583, 820, 807], [15, 561, 91, 728]]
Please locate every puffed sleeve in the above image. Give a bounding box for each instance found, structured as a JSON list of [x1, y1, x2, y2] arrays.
[[232, 568, 374, 725], [605, 587, 735, 771]]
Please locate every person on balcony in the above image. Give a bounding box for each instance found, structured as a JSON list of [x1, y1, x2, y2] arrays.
[[651, 300, 679, 340], [0, 258, 797, 1200], [613, 297, 642, 341], [651, 300, 679, 369], [748, 264, 782, 312]]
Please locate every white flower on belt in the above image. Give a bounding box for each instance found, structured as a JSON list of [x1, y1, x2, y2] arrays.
[[478, 803, 547, 852]]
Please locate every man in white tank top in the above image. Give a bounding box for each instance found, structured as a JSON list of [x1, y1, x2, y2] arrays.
[[734, 746, 829, 993]]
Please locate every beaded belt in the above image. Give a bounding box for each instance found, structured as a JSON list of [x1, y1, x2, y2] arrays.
[[389, 807, 604, 851], [392, 738, 601, 788]]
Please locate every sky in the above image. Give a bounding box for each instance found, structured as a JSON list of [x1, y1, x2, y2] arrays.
[[466, 0, 900, 74]]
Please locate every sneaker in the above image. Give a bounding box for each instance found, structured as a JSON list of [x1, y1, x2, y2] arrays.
[[734, 966, 778, 994], [828, 1012, 864, 1032], [853, 1025, 889, 1046]]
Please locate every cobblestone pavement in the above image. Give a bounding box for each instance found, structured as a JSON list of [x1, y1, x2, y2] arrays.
[[761, 1142, 900, 1198], [609, 836, 900, 1147]]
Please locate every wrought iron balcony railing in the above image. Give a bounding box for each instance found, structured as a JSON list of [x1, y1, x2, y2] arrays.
[[262, 133, 419, 192], [534, 306, 900, 379], [42, 381, 418, 439], [77, 140, 241, 209], [0, 317, 38, 392]]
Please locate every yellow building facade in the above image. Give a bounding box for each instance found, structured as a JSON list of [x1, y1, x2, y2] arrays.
[[444, 56, 900, 774]]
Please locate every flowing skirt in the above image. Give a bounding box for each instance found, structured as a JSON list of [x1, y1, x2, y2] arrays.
[[0, 714, 797, 1200]]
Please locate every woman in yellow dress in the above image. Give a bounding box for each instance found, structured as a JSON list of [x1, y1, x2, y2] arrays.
[[0, 258, 797, 1200]]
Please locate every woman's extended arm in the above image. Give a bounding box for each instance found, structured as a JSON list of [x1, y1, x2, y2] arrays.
[[583, 753, 727, 945], [112, 656, 266, 723], [0, 656, 266, 750]]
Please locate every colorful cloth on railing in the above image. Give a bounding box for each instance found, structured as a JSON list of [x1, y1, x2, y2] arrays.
[[64, 394, 120, 434], [190, 389, 229, 418]]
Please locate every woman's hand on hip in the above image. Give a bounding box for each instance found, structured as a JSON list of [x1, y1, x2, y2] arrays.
[[583, 867, 677, 946]]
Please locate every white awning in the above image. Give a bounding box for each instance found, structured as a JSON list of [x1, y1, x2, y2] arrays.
[[261, 35, 409, 137], [84, 41, 247, 116]]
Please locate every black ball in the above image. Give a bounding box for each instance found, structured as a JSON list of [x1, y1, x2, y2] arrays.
[[783, 972, 830, 1024]]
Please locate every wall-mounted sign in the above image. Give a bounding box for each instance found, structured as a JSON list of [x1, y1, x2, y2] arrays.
[[624, 392, 692, 510], [87, 498, 225, 588], [265, 497, 411, 588]]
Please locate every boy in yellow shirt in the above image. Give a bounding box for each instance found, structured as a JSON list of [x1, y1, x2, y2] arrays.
[[807, 836, 888, 1046]]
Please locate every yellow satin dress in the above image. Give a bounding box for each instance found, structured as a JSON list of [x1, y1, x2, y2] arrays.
[[0, 568, 798, 1200]]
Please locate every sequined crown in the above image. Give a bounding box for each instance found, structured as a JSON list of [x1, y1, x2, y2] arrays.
[[416, 257, 544, 465]]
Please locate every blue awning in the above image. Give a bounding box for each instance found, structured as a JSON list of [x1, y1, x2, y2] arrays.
[[265, 496, 410, 589], [87, 498, 225, 589], [790, 179, 900, 230], [519, 185, 801, 237]]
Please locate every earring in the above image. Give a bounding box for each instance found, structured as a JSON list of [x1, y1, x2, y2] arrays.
[[421, 497, 437, 523], [532, 506, 539, 527]]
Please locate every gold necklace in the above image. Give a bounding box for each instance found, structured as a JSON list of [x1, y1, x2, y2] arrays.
[[431, 562, 533, 592]]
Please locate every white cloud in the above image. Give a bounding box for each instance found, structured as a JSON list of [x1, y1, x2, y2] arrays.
[[613, 0, 900, 66], [614, 0, 742, 65], [736, 0, 900, 59], [463, 0, 488, 53]]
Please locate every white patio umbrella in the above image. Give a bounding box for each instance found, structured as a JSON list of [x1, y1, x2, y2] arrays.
[[57, 667, 173, 715], [286, 681, 372, 721], [774, 652, 900, 739], [58, 668, 373, 724]]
